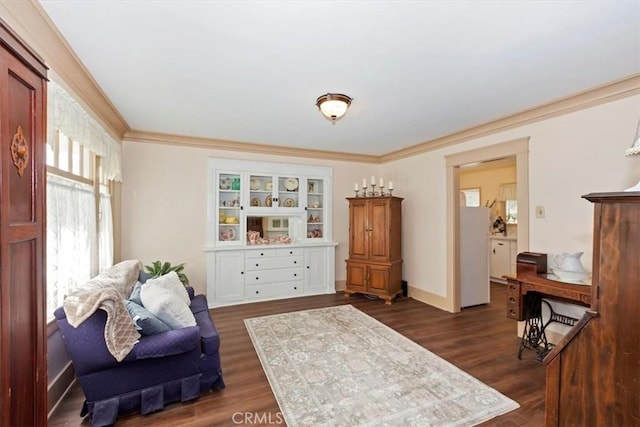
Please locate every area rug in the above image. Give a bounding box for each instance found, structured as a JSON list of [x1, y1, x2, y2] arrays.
[[245, 305, 519, 426]]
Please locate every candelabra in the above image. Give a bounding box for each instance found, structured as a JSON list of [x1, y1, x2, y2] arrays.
[[354, 179, 394, 197]]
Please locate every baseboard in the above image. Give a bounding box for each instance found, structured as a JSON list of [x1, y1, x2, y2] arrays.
[[47, 361, 76, 418], [334, 279, 346, 291], [408, 285, 450, 312]]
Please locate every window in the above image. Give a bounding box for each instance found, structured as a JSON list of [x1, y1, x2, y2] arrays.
[[460, 188, 481, 207], [46, 131, 113, 320], [506, 200, 518, 224]]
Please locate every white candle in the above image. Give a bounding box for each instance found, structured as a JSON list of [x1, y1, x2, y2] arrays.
[[371, 176, 375, 186], [355, 183, 359, 191], [388, 181, 394, 190], [379, 178, 384, 187], [362, 178, 367, 188]]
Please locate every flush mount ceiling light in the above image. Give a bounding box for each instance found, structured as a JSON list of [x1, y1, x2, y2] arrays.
[[316, 93, 352, 124]]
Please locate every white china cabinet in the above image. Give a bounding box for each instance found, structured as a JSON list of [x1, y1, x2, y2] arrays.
[[205, 159, 337, 307]]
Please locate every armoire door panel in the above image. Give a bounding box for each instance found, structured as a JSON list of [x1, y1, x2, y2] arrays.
[[349, 200, 368, 258], [8, 68, 38, 224], [0, 18, 48, 427], [346, 262, 367, 292], [9, 240, 37, 427], [368, 266, 390, 292], [369, 200, 389, 259]]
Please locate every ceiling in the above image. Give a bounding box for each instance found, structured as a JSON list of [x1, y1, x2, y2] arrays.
[[38, 1, 640, 157]]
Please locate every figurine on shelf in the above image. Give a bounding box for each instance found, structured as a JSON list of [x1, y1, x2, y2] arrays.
[[492, 216, 507, 235]]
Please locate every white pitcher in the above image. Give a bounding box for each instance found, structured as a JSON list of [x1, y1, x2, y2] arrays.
[[554, 252, 586, 272]]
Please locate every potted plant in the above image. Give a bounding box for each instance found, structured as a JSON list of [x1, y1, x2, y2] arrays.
[[144, 261, 189, 285]]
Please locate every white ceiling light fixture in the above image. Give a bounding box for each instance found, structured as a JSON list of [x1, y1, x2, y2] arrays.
[[316, 93, 352, 124]]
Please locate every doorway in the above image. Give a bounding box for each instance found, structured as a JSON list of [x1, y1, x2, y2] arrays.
[[445, 138, 530, 312]]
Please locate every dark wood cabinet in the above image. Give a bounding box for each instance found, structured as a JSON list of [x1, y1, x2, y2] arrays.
[[544, 192, 640, 426], [0, 19, 48, 427], [345, 196, 403, 304]]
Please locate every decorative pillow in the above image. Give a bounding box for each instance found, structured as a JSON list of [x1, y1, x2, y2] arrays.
[[138, 270, 153, 284], [140, 285, 196, 330], [144, 271, 190, 306], [124, 300, 171, 336], [128, 281, 143, 306]]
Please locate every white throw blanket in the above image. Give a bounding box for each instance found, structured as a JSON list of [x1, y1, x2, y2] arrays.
[[63, 260, 143, 361]]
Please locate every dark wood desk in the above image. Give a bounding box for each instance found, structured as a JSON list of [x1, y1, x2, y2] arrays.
[[505, 272, 591, 359]]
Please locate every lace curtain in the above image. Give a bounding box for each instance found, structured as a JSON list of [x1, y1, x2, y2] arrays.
[[47, 80, 123, 182], [46, 175, 97, 318]]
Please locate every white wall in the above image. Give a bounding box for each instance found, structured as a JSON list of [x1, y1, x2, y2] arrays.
[[120, 143, 377, 295], [121, 95, 640, 299], [382, 94, 640, 297]]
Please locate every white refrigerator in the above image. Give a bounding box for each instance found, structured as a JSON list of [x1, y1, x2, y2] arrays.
[[460, 206, 490, 307]]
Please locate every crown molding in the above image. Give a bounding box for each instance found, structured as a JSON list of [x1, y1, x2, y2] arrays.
[[124, 130, 381, 164], [0, 0, 129, 140], [381, 73, 640, 163]]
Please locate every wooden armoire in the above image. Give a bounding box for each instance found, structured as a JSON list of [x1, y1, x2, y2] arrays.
[[345, 196, 403, 304], [544, 192, 639, 426], [0, 19, 48, 426]]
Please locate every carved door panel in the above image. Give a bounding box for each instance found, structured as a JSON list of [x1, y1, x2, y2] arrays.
[[349, 199, 368, 259], [0, 20, 48, 427]]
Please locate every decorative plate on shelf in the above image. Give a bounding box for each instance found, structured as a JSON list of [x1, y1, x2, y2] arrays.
[[219, 227, 236, 241], [284, 177, 299, 191], [250, 178, 261, 191], [265, 195, 273, 207], [284, 198, 295, 208], [219, 176, 231, 190], [251, 197, 262, 207]]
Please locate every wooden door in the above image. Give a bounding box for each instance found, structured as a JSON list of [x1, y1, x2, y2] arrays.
[[368, 199, 390, 261], [0, 20, 48, 427], [349, 199, 368, 259], [368, 265, 390, 293], [346, 261, 367, 292]]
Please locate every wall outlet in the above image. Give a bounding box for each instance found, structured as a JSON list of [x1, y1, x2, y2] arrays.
[[535, 206, 545, 218]]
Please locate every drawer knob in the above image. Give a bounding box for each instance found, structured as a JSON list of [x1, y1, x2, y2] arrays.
[[294, 261, 297, 264], [307, 266, 310, 269], [294, 273, 297, 277], [256, 263, 259, 267], [260, 253, 264, 256], [256, 277, 259, 280], [294, 286, 297, 290], [256, 290, 259, 294], [289, 251, 293, 254], [509, 297, 515, 303]]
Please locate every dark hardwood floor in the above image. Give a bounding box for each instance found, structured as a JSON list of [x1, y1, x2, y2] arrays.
[[48, 283, 546, 426]]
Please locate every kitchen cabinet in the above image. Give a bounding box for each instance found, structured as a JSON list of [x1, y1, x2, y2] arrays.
[[490, 237, 516, 281], [345, 196, 403, 304]]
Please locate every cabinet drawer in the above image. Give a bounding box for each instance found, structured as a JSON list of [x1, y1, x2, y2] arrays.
[[246, 281, 304, 299], [506, 281, 523, 320], [276, 247, 303, 257], [245, 256, 303, 271], [246, 249, 277, 259], [245, 267, 304, 285]]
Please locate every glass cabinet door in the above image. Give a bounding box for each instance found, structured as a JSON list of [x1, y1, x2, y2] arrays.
[[217, 172, 242, 243], [306, 178, 324, 239], [248, 174, 274, 208], [278, 176, 301, 209]]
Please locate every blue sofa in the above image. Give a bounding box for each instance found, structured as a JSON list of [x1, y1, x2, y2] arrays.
[[54, 286, 224, 426]]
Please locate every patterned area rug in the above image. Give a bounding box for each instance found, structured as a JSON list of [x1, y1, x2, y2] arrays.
[[245, 305, 519, 427]]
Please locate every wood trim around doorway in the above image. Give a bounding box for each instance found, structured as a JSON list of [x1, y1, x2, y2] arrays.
[[444, 138, 530, 313]]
